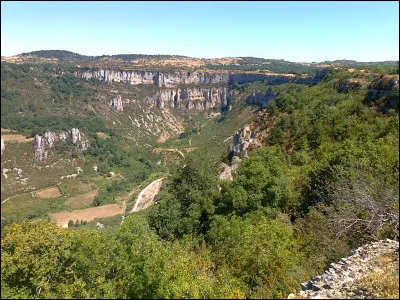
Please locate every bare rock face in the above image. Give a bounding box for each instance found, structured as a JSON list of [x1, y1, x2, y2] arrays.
[[76, 69, 329, 88], [76, 69, 231, 87], [228, 111, 276, 159], [154, 87, 231, 111], [228, 125, 253, 158], [110, 94, 124, 111], [33, 128, 90, 161], [1, 137, 5, 155]]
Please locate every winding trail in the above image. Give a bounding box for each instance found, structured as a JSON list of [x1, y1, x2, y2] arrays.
[[152, 148, 185, 159], [130, 177, 166, 213]]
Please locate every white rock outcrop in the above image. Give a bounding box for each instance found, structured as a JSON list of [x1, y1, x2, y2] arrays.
[[1, 137, 5, 155], [33, 128, 90, 161], [154, 87, 231, 111], [76, 69, 327, 88], [110, 94, 123, 111]]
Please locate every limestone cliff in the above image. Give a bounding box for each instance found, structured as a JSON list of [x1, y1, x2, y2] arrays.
[[33, 128, 89, 161], [76, 69, 328, 88], [154, 87, 232, 110], [75, 69, 230, 87], [246, 88, 279, 108]]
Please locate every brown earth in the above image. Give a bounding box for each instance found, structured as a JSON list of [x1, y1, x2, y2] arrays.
[[36, 187, 62, 198], [49, 203, 125, 228], [66, 189, 98, 209]]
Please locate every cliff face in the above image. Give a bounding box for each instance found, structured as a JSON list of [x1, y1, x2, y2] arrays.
[[33, 128, 89, 161], [227, 111, 276, 158], [153, 87, 232, 110], [76, 69, 328, 113], [246, 89, 279, 108], [75, 69, 230, 87], [76, 69, 327, 88]]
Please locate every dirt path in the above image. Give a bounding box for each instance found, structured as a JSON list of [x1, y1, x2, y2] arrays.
[[152, 148, 185, 159], [130, 177, 166, 213], [1, 185, 59, 205]]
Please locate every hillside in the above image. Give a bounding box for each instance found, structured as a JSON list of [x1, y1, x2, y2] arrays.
[[1, 52, 399, 299]]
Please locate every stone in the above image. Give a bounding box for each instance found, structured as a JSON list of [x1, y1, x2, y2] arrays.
[[154, 87, 230, 111], [33, 128, 89, 161], [110, 94, 123, 111], [1, 137, 4, 154], [301, 281, 312, 291], [311, 284, 322, 291]]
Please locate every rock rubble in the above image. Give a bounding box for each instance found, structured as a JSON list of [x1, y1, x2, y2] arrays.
[[291, 239, 399, 299]]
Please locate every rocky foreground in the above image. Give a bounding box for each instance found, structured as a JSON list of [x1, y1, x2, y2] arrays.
[[289, 239, 399, 299]]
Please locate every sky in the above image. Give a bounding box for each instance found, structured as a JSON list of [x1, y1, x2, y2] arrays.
[[1, 1, 399, 62]]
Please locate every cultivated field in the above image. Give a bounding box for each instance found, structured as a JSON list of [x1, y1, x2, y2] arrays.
[[49, 203, 125, 228], [36, 187, 62, 198]]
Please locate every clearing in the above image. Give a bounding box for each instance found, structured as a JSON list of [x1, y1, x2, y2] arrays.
[[96, 132, 110, 139], [1, 134, 34, 143], [66, 189, 98, 209], [49, 203, 125, 228], [36, 187, 62, 198]]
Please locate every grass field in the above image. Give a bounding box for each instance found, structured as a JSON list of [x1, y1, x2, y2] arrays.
[[1, 134, 34, 143], [66, 189, 98, 209], [96, 131, 110, 139]]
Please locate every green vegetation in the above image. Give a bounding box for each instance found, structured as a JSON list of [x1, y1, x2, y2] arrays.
[[1, 60, 398, 299], [85, 135, 159, 206], [206, 57, 322, 75], [50, 74, 93, 104]]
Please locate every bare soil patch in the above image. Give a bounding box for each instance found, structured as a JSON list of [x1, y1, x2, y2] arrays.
[[36, 187, 62, 199], [49, 203, 124, 228], [2, 134, 34, 143], [1, 128, 15, 133], [96, 132, 110, 139], [66, 189, 98, 209]]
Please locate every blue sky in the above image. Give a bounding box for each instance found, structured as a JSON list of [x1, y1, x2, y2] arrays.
[[1, 1, 399, 62]]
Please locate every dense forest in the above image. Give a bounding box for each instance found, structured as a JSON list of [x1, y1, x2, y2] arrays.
[[1, 65, 399, 298]]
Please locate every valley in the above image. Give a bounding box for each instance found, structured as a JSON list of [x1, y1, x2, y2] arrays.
[[1, 50, 398, 299]]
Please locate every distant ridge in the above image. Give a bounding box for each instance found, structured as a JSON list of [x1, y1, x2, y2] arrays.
[[9, 50, 399, 66], [19, 50, 188, 61]]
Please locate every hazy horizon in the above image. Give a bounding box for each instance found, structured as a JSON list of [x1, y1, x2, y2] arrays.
[[1, 1, 399, 62]]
